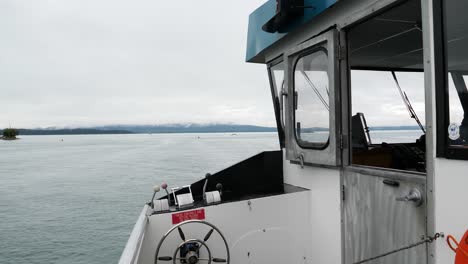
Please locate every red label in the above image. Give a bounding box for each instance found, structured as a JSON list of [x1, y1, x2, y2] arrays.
[[172, 209, 205, 225]]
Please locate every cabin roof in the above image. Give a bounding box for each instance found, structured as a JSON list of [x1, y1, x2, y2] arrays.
[[247, 0, 468, 72], [245, 0, 338, 63], [348, 0, 423, 71]]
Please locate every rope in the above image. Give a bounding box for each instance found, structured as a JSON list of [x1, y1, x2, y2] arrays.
[[353, 233, 443, 264]]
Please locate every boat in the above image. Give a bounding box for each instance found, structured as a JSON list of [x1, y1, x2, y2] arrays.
[[119, 0, 468, 263]]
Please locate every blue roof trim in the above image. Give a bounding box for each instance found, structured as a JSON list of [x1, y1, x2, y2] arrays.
[[246, 0, 338, 62]]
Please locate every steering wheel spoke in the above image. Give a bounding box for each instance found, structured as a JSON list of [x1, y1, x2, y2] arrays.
[[195, 258, 211, 261], [203, 228, 214, 242], [177, 227, 186, 241], [196, 258, 226, 262]]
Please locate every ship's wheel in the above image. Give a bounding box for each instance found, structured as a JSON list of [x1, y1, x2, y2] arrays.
[[154, 220, 230, 264]]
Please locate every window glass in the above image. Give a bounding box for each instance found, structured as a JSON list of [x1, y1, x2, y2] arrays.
[[348, 0, 426, 171], [352, 71, 425, 144], [448, 75, 465, 129], [350, 70, 426, 171], [270, 62, 285, 127], [445, 0, 468, 147], [293, 50, 329, 147]]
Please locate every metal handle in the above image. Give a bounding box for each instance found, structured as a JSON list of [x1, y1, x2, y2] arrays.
[[396, 188, 423, 206], [280, 86, 287, 111], [203, 173, 210, 204], [297, 153, 304, 169]]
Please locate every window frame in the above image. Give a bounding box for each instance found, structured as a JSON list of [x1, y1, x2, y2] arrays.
[[267, 56, 286, 148], [292, 47, 331, 150], [434, 0, 468, 160], [284, 29, 341, 167]]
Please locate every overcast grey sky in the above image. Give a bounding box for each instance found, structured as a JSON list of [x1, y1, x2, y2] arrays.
[[0, 0, 271, 128], [1, 0, 441, 130]]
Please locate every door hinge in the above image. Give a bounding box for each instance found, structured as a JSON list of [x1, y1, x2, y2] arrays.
[[340, 134, 348, 150], [342, 185, 345, 201], [338, 45, 346, 61]]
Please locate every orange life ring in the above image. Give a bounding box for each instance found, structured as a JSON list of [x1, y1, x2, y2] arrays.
[[447, 230, 468, 264]]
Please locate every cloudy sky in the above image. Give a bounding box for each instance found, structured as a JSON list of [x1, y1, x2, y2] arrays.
[[1, 0, 447, 130], [0, 0, 271, 128]]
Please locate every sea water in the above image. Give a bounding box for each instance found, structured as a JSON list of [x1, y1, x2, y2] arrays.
[[0, 133, 278, 264], [0, 131, 421, 264]]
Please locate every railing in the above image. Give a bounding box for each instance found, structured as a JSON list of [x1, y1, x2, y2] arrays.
[[119, 205, 151, 264]]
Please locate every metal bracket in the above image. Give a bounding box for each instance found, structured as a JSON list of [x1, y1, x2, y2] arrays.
[[298, 153, 305, 168]]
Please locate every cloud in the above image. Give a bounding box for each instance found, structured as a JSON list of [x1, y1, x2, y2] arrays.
[[1, 1, 444, 130], [0, 0, 270, 128], [351, 70, 426, 127]]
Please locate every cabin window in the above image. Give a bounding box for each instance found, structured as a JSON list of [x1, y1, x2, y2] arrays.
[[447, 74, 468, 147], [284, 30, 339, 166], [293, 50, 330, 148], [348, 0, 426, 172], [438, 0, 468, 158]]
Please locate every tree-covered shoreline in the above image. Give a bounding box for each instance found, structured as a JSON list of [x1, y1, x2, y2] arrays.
[[1, 128, 19, 140]]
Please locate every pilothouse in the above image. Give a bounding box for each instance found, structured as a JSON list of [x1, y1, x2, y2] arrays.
[[120, 0, 468, 263]]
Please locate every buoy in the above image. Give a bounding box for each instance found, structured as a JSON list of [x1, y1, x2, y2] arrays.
[[447, 230, 468, 264]]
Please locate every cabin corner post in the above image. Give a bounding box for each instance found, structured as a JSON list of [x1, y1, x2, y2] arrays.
[[337, 27, 350, 264], [422, 0, 437, 262]]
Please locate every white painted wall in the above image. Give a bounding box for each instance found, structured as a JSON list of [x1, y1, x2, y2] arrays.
[[434, 158, 468, 263], [137, 190, 312, 264], [283, 157, 342, 264], [423, 0, 468, 260]]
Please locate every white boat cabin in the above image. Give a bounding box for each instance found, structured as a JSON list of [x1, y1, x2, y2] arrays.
[[120, 0, 468, 263]]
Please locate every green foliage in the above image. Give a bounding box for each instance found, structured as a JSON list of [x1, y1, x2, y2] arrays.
[[2, 128, 18, 138]]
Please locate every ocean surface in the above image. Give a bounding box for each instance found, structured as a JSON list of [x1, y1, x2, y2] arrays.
[[0, 131, 422, 264]]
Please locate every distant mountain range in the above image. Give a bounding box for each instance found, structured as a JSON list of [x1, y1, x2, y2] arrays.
[[9, 128, 133, 136], [0, 124, 422, 136], [0, 124, 276, 135], [95, 124, 277, 134], [369, 126, 422, 131]]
